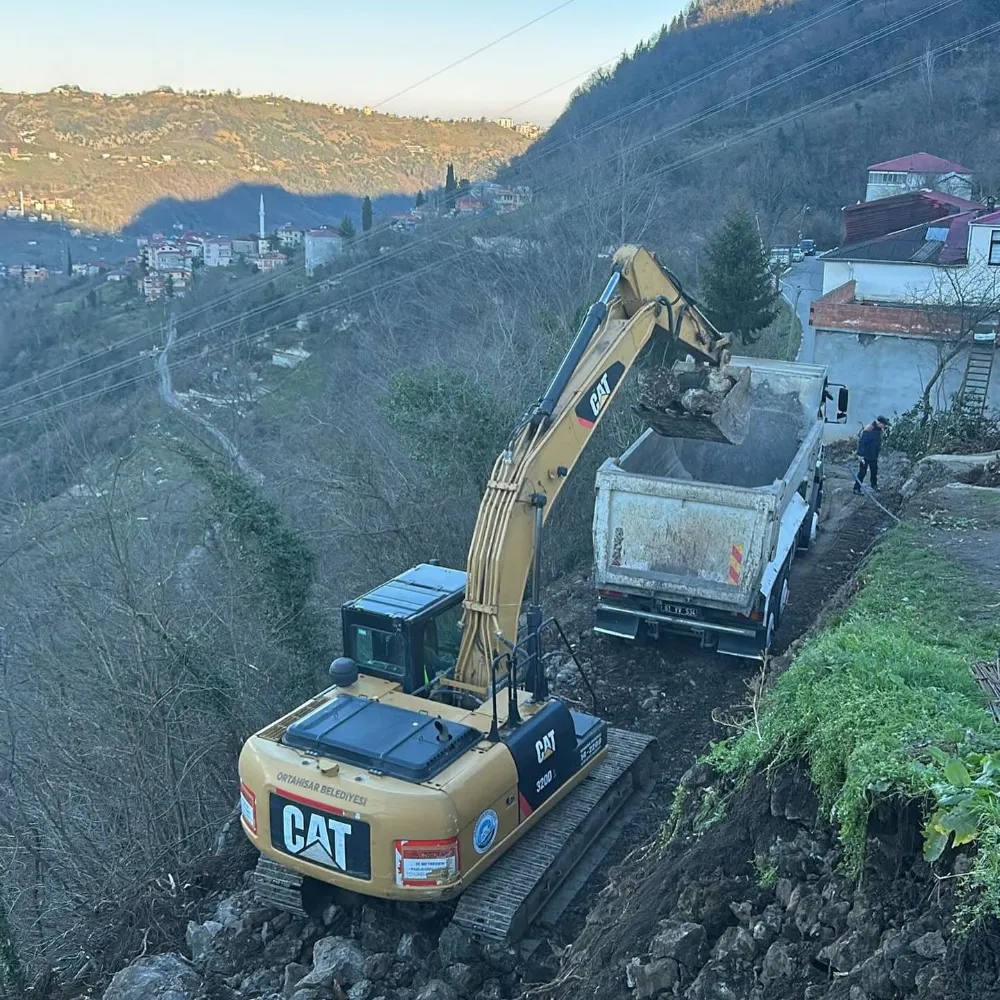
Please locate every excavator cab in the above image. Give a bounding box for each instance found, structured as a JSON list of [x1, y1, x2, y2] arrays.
[[340, 563, 467, 695]]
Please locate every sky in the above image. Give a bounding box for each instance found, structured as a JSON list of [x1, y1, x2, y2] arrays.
[[0, 0, 684, 124]]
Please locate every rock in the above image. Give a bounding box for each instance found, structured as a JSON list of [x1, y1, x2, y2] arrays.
[[914, 963, 947, 998], [761, 942, 794, 982], [858, 954, 894, 1000], [650, 921, 708, 971], [284, 963, 310, 997], [890, 953, 923, 992], [324, 904, 349, 930], [364, 954, 394, 982], [775, 878, 794, 909], [416, 980, 459, 1000], [769, 769, 817, 823], [880, 928, 908, 962], [102, 953, 201, 1000], [818, 928, 877, 973], [445, 963, 484, 996], [265, 929, 305, 967], [679, 761, 715, 789], [476, 979, 503, 1000], [292, 989, 337, 1000], [349, 980, 376, 1000], [625, 957, 641, 989], [300, 936, 367, 990], [751, 905, 783, 949], [214, 894, 250, 931], [683, 963, 743, 1000], [632, 958, 679, 998], [185, 919, 224, 967], [438, 924, 481, 966], [397, 932, 433, 960], [711, 927, 756, 963], [480, 941, 517, 974], [672, 882, 735, 939], [911, 931, 946, 960], [850, 988, 868, 1000]]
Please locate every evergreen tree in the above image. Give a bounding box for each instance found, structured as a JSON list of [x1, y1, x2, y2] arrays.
[[165, 273, 175, 298], [445, 164, 457, 210], [66, 246, 73, 276], [701, 203, 778, 345], [340, 214, 356, 240], [415, 190, 425, 208], [361, 196, 373, 232]]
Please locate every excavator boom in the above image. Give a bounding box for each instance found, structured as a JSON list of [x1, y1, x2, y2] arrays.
[[454, 246, 751, 690]]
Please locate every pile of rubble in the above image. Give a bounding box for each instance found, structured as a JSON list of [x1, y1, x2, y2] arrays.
[[101, 882, 521, 1000], [549, 764, 998, 1000]]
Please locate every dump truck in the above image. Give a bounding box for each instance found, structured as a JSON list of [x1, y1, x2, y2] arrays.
[[593, 357, 847, 659]]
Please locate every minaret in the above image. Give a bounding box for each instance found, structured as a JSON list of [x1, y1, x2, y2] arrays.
[[258, 194, 265, 239]]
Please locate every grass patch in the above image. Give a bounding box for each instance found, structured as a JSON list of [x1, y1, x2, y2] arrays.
[[709, 523, 1000, 920]]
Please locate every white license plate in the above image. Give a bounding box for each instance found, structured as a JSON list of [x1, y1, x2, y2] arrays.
[[662, 604, 699, 618]]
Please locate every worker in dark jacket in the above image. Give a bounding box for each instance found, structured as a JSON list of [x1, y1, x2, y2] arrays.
[[855, 415, 889, 492]]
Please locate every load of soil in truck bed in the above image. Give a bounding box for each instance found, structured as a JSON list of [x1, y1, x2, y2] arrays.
[[624, 380, 807, 489], [634, 364, 753, 445]]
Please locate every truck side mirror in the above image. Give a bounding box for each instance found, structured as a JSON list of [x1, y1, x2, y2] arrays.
[[822, 383, 849, 424], [837, 387, 849, 421]]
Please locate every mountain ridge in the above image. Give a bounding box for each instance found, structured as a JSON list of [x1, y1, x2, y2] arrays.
[[0, 88, 529, 231]]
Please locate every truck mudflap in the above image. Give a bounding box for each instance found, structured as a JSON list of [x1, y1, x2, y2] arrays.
[[593, 606, 640, 640]]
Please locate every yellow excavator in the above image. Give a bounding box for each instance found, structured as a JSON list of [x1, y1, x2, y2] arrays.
[[237, 246, 752, 945]]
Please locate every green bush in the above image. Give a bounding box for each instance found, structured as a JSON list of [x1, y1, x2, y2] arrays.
[[887, 401, 1000, 461], [709, 525, 1000, 921]]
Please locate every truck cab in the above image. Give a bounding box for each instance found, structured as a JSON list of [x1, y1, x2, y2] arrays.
[[340, 564, 467, 694]]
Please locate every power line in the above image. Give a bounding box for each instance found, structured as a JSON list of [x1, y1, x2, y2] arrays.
[[5, 16, 994, 436], [0, 0, 878, 406], [0, 0, 973, 421], [372, 0, 579, 111]]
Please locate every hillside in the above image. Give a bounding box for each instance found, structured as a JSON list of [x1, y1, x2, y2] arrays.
[[508, 0, 1000, 255], [0, 88, 529, 230]]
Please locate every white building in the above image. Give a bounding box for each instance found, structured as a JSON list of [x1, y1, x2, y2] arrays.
[[864, 153, 973, 203], [304, 228, 345, 275], [252, 251, 288, 273], [276, 224, 305, 247], [808, 201, 1000, 437], [203, 237, 234, 268]]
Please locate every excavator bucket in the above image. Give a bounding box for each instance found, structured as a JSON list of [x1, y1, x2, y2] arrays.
[[634, 363, 752, 445]]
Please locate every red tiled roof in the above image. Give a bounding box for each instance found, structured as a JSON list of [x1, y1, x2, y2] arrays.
[[867, 152, 971, 174]]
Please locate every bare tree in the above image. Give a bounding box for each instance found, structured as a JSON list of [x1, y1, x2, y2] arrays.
[[910, 269, 1000, 420]]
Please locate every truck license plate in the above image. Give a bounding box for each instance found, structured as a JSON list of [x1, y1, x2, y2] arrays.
[[662, 604, 699, 618]]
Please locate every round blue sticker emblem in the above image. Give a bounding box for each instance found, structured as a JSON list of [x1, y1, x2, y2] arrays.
[[473, 809, 498, 854]]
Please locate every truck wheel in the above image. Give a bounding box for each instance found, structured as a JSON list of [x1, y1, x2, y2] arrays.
[[797, 480, 822, 551], [763, 611, 776, 656]]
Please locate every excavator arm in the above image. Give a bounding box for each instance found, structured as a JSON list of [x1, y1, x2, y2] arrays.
[[454, 245, 751, 690]]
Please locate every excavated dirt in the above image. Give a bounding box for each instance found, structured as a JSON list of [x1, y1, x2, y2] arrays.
[[52, 450, 904, 1000]]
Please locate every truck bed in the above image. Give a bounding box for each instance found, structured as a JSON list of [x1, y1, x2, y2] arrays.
[[593, 358, 826, 616]]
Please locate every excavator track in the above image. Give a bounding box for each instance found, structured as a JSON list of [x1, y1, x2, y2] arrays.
[[252, 856, 309, 917], [452, 727, 658, 944]]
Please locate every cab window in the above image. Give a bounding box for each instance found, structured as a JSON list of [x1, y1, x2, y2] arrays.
[[422, 602, 463, 677], [350, 624, 405, 677]]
